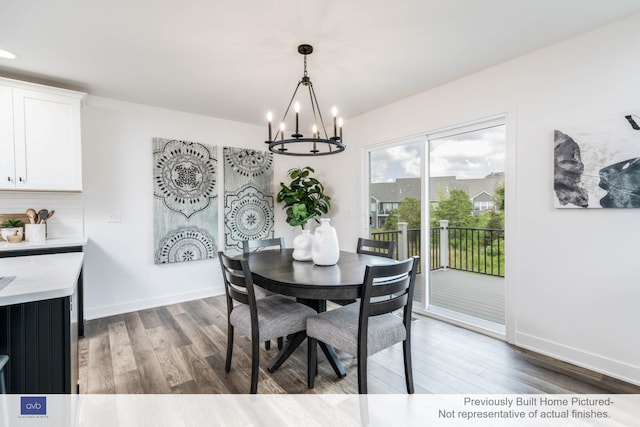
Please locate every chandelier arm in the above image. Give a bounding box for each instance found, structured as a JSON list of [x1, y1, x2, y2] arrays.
[[308, 83, 331, 140], [276, 80, 304, 140]]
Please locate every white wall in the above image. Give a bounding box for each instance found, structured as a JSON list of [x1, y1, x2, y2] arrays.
[[344, 15, 640, 385], [81, 97, 268, 318], [81, 95, 363, 319]]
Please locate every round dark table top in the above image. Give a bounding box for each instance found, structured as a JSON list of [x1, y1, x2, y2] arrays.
[[246, 249, 396, 300]]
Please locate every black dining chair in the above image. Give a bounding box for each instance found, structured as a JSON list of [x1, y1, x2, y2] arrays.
[[0, 355, 8, 394], [356, 237, 396, 259], [242, 237, 286, 350], [306, 256, 419, 394], [330, 237, 398, 306], [218, 251, 316, 394]]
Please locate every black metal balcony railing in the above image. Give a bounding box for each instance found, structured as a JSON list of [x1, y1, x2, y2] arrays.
[[370, 225, 505, 277], [446, 227, 504, 277]]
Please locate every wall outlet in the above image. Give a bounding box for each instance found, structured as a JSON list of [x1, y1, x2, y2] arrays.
[[106, 212, 121, 223]]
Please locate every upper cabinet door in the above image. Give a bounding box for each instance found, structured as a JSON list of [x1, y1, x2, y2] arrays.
[[13, 88, 83, 191], [0, 85, 15, 190]]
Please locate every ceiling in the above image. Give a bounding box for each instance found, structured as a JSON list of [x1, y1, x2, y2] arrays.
[[1, 0, 639, 127]]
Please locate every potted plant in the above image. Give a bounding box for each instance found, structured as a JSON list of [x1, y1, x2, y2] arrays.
[[277, 166, 331, 260], [1, 218, 24, 241]]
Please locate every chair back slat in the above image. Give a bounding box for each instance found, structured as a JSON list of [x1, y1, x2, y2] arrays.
[[242, 237, 285, 254], [356, 238, 395, 259], [369, 293, 408, 317], [370, 276, 411, 299], [218, 251, 256, 308], [360, 257, 419, 319]]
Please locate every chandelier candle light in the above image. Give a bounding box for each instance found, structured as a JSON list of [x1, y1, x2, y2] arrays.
[[265, 44, 345, 156]]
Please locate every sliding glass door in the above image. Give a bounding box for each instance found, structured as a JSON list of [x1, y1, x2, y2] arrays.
[[427, 120, 506, 331]]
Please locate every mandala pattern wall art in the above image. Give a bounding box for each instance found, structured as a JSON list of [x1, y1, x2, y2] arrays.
[[153, 138, 218, 264], [223, 147, 274, 250]]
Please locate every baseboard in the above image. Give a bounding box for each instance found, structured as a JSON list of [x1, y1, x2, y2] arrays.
[[516, 332, 640, 391], [85, 286, 224, 320]]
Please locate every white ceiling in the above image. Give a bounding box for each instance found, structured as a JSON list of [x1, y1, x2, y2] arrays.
[[1, 0, 639, 126]]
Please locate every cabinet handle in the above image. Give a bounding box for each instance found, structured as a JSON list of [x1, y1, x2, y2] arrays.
[[19, 177, 23, 182], [6, 176, 10, 182]]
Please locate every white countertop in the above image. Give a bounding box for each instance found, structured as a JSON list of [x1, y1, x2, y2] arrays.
[[0, 252, 84, 306], [0, 237, 87, 252]]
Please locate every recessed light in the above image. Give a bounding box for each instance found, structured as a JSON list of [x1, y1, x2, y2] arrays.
[[0, 48, 19, 60]]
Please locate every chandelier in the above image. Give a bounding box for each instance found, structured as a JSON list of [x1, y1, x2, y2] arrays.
[[265, 44, 345, 156]]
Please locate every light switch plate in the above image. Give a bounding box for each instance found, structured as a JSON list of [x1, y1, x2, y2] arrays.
[[106, 212, 121, 223]]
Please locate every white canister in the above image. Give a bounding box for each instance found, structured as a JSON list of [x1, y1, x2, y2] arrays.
[[311, 218, 340, 266], [25, 224, 46, 242]]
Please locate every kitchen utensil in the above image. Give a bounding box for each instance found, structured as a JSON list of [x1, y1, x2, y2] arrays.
[[42, 209, 55, 224], [37, 209, 48, 224], [26, 208, 37, 224]]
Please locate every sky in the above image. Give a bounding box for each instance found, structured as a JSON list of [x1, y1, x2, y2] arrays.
[[370, 125, 505, 182]]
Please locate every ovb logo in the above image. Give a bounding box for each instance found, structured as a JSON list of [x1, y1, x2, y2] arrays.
[[21, 396, 47, 415]]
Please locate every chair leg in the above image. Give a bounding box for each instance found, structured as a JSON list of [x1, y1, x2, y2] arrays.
[[357, 351, 368, 394], [225, 324, 234, 373], [277, 336, 284, 350], [265, 340, 271, 350], [0, 370, 5, 394], [403, 339, 414, 394], [307, 337, 317, 388], [250, 338, 260, 394]]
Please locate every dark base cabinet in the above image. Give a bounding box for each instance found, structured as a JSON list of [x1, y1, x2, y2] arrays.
[[0, 245, 84, 337], [0, 294, 78, 393], [0, 246, 83, 394]]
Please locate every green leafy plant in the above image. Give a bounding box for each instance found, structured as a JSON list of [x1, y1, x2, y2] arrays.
[[1, 218, 23, 228], [277, 166, 331, 229]]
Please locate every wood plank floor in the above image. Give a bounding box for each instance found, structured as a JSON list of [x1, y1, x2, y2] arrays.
[[79, 296, 638, 394]]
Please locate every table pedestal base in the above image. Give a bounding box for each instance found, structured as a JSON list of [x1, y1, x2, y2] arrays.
[[267, 332, 347, 379]]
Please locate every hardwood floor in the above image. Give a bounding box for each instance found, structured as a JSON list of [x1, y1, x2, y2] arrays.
[[79, 296, 638, 394]]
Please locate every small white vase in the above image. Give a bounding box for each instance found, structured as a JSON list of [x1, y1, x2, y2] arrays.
[[311, 218, 340, 266], [292, 229, 314, 261]]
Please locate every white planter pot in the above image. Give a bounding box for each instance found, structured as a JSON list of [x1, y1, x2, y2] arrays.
[[311, 218, 340, 266], [1, 227, 23, 241], [292, 229, 314, 261]]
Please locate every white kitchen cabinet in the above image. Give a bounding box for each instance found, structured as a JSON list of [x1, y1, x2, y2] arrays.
[[0, 85, 14, 190], [0, 78, 85, 191]]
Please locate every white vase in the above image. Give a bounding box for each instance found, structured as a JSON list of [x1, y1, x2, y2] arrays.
[[311, 218, 340, 266], [292, 229, 314, 261]]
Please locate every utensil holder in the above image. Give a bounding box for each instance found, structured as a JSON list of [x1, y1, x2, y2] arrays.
[[25, 224, 46, 242]]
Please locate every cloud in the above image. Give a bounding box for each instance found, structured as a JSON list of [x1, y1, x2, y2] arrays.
[[369, 126, 505, 182], [430, 127, 505, 179], [370, 141, 422, 183]]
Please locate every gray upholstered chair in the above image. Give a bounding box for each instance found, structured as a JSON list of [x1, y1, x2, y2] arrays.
[[307, 256, 419, 394], [218, 251, 315, 394], [356, 237, 396, 259], [242, 237, 286, 350], [0, 354, 8, 394]]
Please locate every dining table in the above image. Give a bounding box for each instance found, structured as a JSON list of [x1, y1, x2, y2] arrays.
[[245, 248, 396, 378]]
